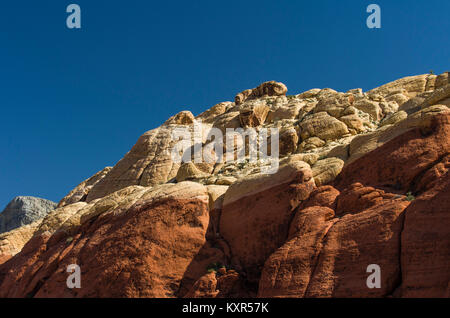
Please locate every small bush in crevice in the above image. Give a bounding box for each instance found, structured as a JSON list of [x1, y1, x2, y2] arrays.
[[206, 262, 225, 273], [405, 192, 416, 202]]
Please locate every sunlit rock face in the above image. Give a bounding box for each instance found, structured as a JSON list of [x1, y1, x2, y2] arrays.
[[1, 73, 449, 298]]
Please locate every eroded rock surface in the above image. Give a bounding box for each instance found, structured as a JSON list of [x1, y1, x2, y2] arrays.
[[0, 182, 213, 297], [1, 73, 449, 298], [58, 167, 112, 207]]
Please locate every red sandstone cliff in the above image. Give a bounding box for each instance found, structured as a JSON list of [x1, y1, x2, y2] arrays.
[[0, 74, 449, 298]]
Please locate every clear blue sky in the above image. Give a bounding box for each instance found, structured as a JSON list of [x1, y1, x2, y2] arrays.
[[0, 0, 449, 209]]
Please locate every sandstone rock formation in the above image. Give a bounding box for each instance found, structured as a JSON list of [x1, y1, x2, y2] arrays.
[[0, 182, 217, 297], [1, 72, 449, 298], [258, 112, 450, 298], [220, 161, 315, 282], [58, 167, 112, 207], [235, 81, 287, 105], [239, 103, 270, 127], [311, 157, 344, 187], [0, 197, 57, 234], [85, 114, 211, 201], [0, 221, 41, 264], [400, 154, 450, 297]]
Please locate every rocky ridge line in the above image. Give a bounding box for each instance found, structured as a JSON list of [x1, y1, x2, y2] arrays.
[[0, 72, 449, 297]]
